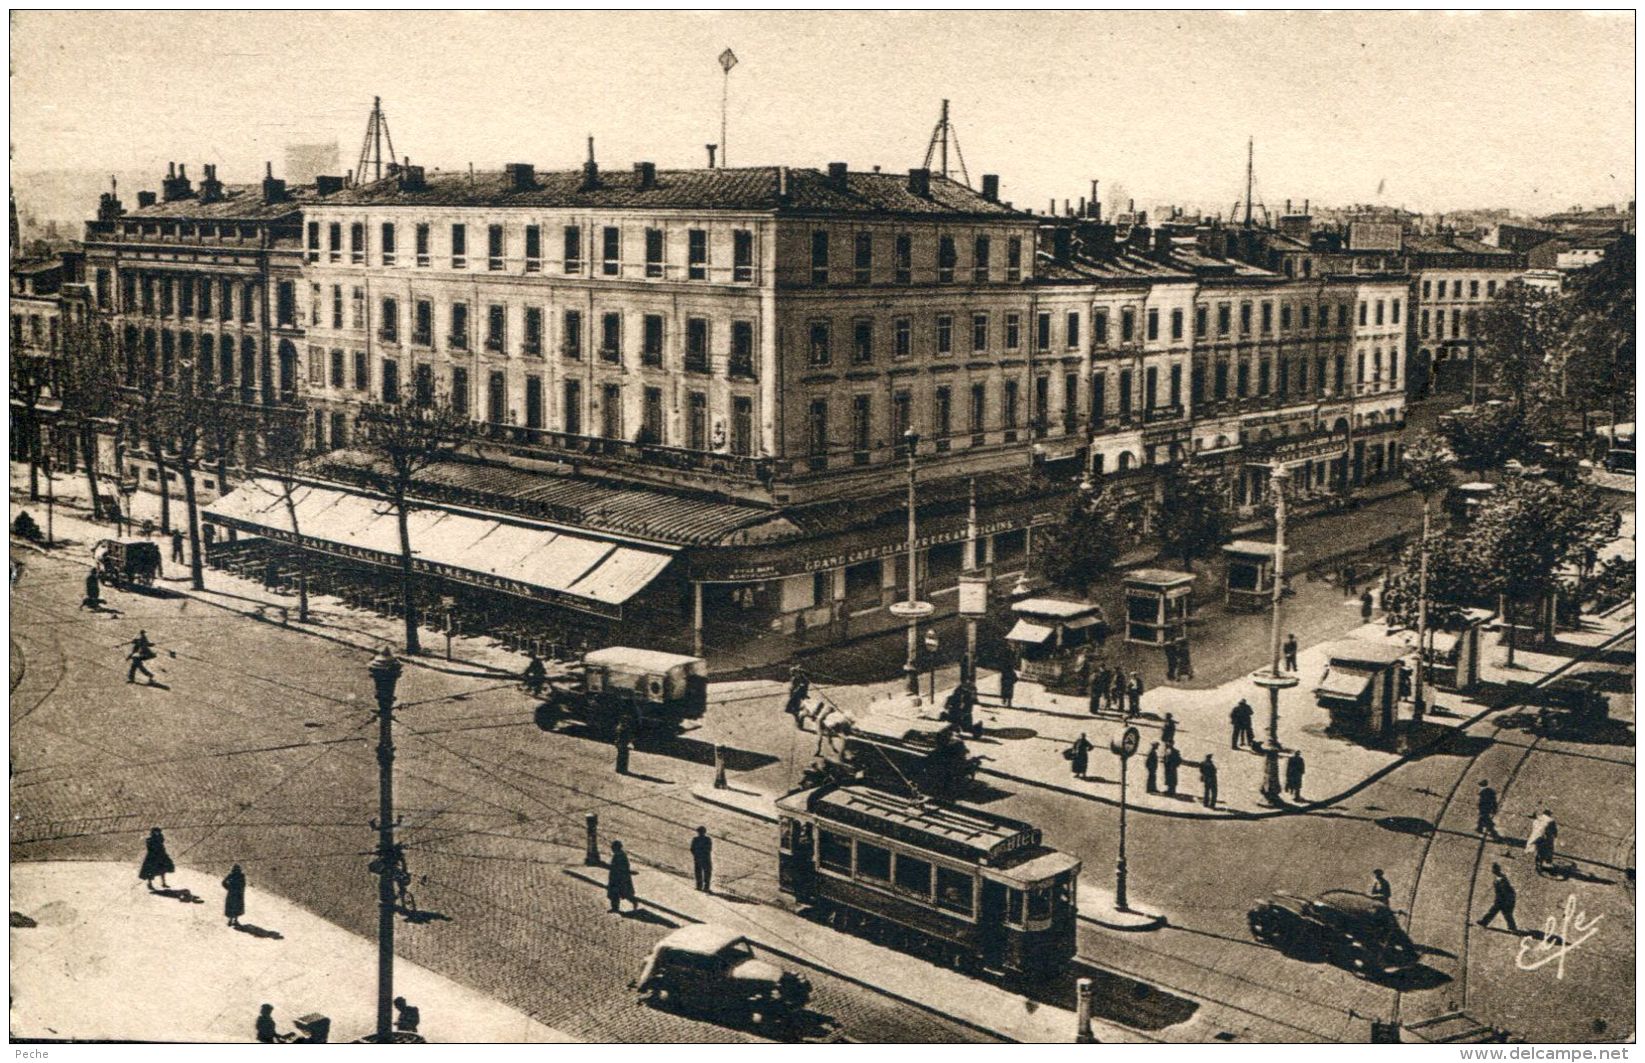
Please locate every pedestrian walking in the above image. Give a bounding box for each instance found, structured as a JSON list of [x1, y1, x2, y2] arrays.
[[1369, 868, 1391, 904], [1283, 633, 1299, 673], [1285, 750, 1306, 800], [1477, 863, 1519, 933], [1087, 666, 1106, 716], [1076, 656, 1092, 702], [1144, 742, 1160, 794], [256, 1004, 295, 1044], [690, 826, 713, 892], [222, 863, 247, 928], [1163, 744, 1182, 797], [998, 660, 1016, 708], [1360, 589, 1374, 622], [606, 840, 638, 913], [1165, 642, 1179, 682], [81, 567, 103, 612], [1127, 672, 1143, 717], [1065, 733, 1094, 780], [613, 715, 632, 775], [139, 826, 175, 891], [1161, 712, 1178, 749], [126, 629, 158, 684], [1230, 699, 1255, 749], [171, 528, 185, 564], [522, 651, 547, 698], [1476, 780, 1501, 839], [393, 997, 421, 1035], [1111, 669, 1129, 716], [1199, 754, 1218, 808], [1528, 809, 1558, 874]]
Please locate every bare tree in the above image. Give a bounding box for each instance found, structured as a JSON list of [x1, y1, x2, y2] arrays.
[[10, 345, 49, 501], [255, 415, 316, 622], [151, 364, 231, 591], [55, 315, 120, 522], [350, 396, 476, 654]]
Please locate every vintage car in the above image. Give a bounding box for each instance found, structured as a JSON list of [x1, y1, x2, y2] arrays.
[[634, 925, 812, 1026], [1535, 674, 1609, 730], [1247, 889, 1420, 976], [537, 646, 708, 736], [92, 537, 163, 590]]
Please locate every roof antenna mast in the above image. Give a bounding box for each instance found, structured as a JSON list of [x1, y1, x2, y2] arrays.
[[356, 96, 398, 185], [1243, 136, 1254, 229], [921, 99, 972, 188]]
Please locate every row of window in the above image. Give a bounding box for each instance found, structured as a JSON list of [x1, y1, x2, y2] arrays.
[[111, 271, 298, 328], [308, 220, 759, 282], [807, 230, 1024, 285], [1092, 297, 1395, 346], [10, 313, 57, 351], [815, 829, 979, 917], [1419, 308, 1477, 340], [117, 326, 297, 400], [1186, 348, 1400, 404], [1421, 277, 1500, 301]]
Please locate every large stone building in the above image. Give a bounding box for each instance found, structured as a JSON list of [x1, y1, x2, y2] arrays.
[[1403, 234, 1525, 397], [78, 156, 1412, 667]]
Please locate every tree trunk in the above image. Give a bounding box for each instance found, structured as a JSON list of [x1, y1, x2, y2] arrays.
[[280, 488, 310, 623], [152, 436, 171, 534], [178, 450, 205, 591], [395, 486, 420, 654], [1505, 598, 1517, 667], [25, 407, 40, 501], [80, 422, 104, 522]]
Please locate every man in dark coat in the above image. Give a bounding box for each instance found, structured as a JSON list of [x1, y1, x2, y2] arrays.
[[1477, 863, 1519, 933], [1144, 742, 1160, 794], [1087, 668, 1105, 716], [1283, 633, 1299, 673], [171, 528, 186, 564], [1160, 713, 1178, 749], [256, 1004, 294, 1043], [606, 840, 638, 913], [140, 826, 175, 891], [222, 864, 247, 928], [1165, 642, 1179, 682], [998, 661, 1016, 708], [1127, 673, 1144, 717], [393, 997, 421, 1035], [613, 716, 632, 775], [1110, 669, 1128, 716], [1162, 745, 1182, 796], [1066, 733, 1094, 779], [1476, 779, 1501, 839], [1230, 701, 1249, 749], [690, 826, 713, 892], [81, 567, 103, 612], [522, 652, 547, 698], [127, 630, 157, 685], [1177, 639, 1194, 679], [1360, 589, 1374, 621], [1199, 754, 1218, 808], [1285, 750, 1306, 800]]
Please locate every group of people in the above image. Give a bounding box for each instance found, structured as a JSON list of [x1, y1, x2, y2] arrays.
[[604, 826, 717, 914], [1082, 662, 1143, 718], [139, 827, 249, 929], [1163, 639, 1195, 682]]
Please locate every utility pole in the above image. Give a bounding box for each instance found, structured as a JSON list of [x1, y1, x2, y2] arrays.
[[890, 429, 934, 699], [964, 476, 978, 677], [718, 49, 738, 168], [367, 649, 404, 1043], [1244, 137, 1254, 229], [1256, 464, 1298, 805]]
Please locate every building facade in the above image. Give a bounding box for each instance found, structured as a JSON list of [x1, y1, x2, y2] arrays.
[[1404, 235, 1525, 397]]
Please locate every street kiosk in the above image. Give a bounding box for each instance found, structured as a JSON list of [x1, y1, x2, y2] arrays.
[[1005, 597, 1106, 687], [1314, 639, 1409, 741], [1426, 607, 1491, 694], [1121, 569, 1196, 646], [1445, 482, 1496, 525], [1222, 540, 1279, 611]]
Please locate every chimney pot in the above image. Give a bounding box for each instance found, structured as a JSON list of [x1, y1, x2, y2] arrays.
[[168, 162, 176, 179], [632, 162, 655, 190], [907, 168, 931, 197], [581, 137, 600, 191], [980, 174, 999, 202], [777, 166, 790, 199], [137, 190, 157, 208], [827, 162, 848, 191]]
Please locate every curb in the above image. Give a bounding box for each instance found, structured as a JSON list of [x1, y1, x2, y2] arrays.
[[559, 866, 1024, 1045]]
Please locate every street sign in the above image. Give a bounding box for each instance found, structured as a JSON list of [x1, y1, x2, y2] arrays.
[[958, 572, 989, 616], [1112, 726, 1140, 759]]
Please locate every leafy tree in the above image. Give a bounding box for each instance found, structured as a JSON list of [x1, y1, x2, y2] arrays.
[[10, 346, 50, 501], [1380, 531, 1490, 632], [1474, 283, 1567, 415], [1035, 481, 1127, 596], [1401, 432, 1455, 502], [1153, 463, 1233, 571], [1560, 236, 1635, 437], [350, 396, 477, 654], [1439, 401, 1533, 480]]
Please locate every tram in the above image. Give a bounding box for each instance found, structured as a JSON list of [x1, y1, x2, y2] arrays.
[[775, 783, 1081, 975], [806, 693, 980, 800]]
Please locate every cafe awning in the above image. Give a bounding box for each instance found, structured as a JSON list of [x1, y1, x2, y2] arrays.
[[204, 478, 677, 618], [1005, 620, 1056, 644]]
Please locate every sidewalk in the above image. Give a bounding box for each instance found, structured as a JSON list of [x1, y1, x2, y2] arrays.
[[9, 860, 574, 1043], [560, 862, 1127, 1044]]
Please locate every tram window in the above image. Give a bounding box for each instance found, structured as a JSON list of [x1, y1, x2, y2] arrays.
[[935, 868, 975, 915], [894, 854, 932, 896], [1027, 886, 1054, 921], [1055, 874, 1074, 910], [1006, 888, 1024, 924], [818, 831, 852, 873], [779, 818, 796, 852], [856, 842, 892, 882]]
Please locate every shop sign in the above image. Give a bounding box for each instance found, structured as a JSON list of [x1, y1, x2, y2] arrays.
[[958, 573, 989, 616]]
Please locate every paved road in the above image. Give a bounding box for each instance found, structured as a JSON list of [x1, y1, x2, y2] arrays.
[[7, 546, 990, 1044]]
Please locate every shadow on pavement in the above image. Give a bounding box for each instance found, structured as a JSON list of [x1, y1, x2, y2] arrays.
[[233, 922, 284, 940], [1491, 710, 1636, 748]]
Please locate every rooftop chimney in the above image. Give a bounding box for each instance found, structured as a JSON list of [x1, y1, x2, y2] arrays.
[[198, 163, 223, 203], [1052, 226, 1073, 265], [397, 160, 426, 192], [980, 174, 999, 202], [160, 161, 195, 202], [706, 144, 718, 168], [907, 167, 931, 197], [826, 162, 848, 192], [580, 136, 600, 192], [1090, 180, 1099, 217], [1078, 196, 1086, 217], [1128, 198, 1135, 213], [315, 174, 345, 196], [261, 160, 288, 204], [777, 166, 790, 200], [97, 175, 125, 221], [136, 190, 158, 209], [506, 162, 538, 191], [633, 161, 656, 191]]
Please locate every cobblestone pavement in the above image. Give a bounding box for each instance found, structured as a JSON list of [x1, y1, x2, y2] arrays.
[[8, 545, 989, 1044]]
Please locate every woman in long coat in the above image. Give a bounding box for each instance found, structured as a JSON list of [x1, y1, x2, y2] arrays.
[[1066, 734, 1094, 779], [222, 864, 247, 928], [606, 840, 637, 913], [139, 827, 175, 891]]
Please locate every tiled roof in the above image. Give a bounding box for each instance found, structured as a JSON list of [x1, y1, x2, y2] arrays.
[[1404, 234, 1516, 257], [315, 166, 1028, 219], [123, 184, 318, 222], [11, 257, 62, 276]]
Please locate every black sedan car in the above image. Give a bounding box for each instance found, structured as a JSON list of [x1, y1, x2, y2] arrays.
[[1248, 889, 1421, 976]]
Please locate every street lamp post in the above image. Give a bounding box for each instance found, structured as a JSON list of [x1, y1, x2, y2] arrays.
[[1412, 497, 1432, 722], [1111, 726, 1140, 912], [924, 628, 940, 701], [890, 429, 934, 699], [1256, 464, 1298, 805], [367, 648, 404, 1043]]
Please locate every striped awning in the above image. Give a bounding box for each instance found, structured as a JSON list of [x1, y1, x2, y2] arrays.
[[205, 478, 676, 618]]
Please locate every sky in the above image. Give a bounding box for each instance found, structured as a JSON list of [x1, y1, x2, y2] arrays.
[[9, 10, 1636, 217]]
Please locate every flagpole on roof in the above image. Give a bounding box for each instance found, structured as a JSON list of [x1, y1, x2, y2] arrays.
[[719, 48, 739, 168]]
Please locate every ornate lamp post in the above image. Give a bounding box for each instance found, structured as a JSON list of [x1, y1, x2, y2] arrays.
[[366, 648, 404, 1043], [1110, 725, 1140, 911], [1255, 464, 1298, 805], [889, 429, 933, 699], [923, 628, 940, 701]]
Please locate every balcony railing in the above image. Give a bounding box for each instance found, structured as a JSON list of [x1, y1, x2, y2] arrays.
[[477, 422, 776, 483], [1143, 404, 1185, 423]]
